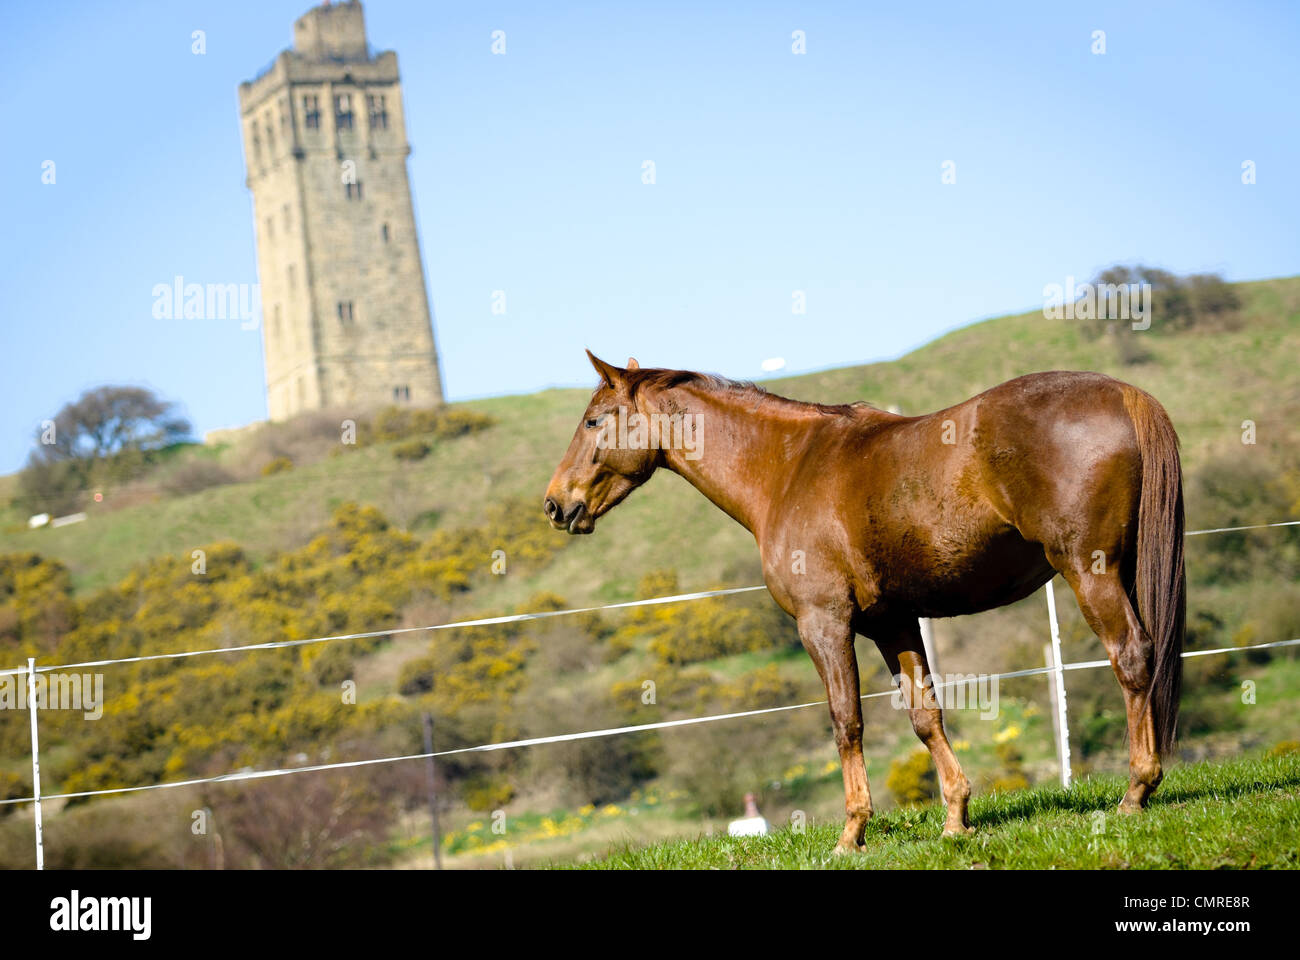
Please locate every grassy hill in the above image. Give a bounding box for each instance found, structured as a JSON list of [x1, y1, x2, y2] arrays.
[[3, 274, 1298, 601], [1, 274, 1297, 869], [573, 750, 1300, 869]]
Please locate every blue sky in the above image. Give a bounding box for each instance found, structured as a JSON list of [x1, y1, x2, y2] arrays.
[[3, 0, 1297, 473]]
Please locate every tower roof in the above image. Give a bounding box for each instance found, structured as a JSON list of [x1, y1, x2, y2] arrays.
[[293, 0, 369, 62]]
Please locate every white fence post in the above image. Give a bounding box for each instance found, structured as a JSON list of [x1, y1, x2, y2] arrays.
[[1043, 642, 1063, 771], [918, 617, 946, 735], [26, 658, 44, 870], [1044, 583, 1072, 789], [918, 617, 939, 677]]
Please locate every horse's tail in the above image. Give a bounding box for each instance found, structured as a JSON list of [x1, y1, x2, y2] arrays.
[[1122, 385, 1186, 756]]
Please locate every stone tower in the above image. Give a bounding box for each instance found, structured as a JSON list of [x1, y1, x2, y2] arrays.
[[238, 0, 443, 420]]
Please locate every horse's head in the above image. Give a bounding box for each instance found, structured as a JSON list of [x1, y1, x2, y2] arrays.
[[544, 351, 658, 535]]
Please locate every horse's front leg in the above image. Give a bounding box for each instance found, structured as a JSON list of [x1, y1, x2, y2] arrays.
[[798, 609, 872, 854]]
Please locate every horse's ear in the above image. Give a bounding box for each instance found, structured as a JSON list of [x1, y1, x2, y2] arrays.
[[586, 349, 623, 389], [626, 357, 640, 370]]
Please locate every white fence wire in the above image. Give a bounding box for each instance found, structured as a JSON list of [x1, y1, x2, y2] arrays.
[[2, 635, 1296, 809]]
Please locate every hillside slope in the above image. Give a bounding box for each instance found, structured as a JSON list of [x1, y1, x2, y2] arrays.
[[1, 275, 1297, 870], [4, 275, 1298, 602]]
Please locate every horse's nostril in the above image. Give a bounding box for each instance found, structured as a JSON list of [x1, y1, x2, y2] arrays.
[[544, 497, 559, 520]]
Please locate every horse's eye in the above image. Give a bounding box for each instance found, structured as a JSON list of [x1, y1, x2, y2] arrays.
[[585, 415, 605, 429]]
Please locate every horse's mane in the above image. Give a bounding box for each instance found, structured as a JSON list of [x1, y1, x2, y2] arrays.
[[624, 367, 878, 417]]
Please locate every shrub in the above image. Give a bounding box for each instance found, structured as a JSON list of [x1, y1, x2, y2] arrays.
[[0, 553, 76, 656], [310, 643, 354, 687], [206, 767, 402, 868], [398, 654, 436, 695], [886, 748, 937, 807], [1080, 265, 1241, 338], [656, 664, 816, 817], [392, 438, 431, 461], [991, 739, 1031, 792], [0, 772, 26, 817], [1114, 331, 1153, 366], [617, 569, 796, 666], [431, 408, 495, 439], [162, 459, 235, 495], [261, 456, 293, 476], [230, 409, 349, 480], [463, 776, 515, 812], [1186, 451, 1300, 586], [647, 599, 793, 665], [369, 406, 494, 445], [989, 773, 1030, 793]]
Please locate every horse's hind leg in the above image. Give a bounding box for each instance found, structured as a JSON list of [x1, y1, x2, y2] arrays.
[[873, 619, 973, 836], [1064, 568, 1162, 811]]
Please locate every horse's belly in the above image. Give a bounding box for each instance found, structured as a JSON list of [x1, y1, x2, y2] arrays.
[[860, 526, 1053, 618], [915, 551, 1055, 616]]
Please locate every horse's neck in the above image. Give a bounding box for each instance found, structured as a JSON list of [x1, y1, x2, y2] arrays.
[[649, 385, 810, 537]]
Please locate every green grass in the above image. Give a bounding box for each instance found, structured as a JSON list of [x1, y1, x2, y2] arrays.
[[570, 751, 1300, 869]]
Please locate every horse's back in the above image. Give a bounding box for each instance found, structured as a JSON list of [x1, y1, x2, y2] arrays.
[[831, 371, 1143, 617], [965, 371, 1143, 545]]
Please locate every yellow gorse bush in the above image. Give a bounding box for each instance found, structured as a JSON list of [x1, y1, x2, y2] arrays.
[[0, 497, 567, 801], [604, 570, 797, 667]]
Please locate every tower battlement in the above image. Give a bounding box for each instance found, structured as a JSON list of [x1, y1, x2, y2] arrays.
[[293, 0, 369, 62]]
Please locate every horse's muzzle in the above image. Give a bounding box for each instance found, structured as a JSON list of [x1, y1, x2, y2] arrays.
[[543, 498, 594, 534]]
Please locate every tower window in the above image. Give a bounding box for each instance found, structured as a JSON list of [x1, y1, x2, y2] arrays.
[[287, 264, 296, 290], [303, 95, 321, 129], [265, 120, 275, 155], [335, 94, 354, 130], [345, 181, 364, 201], [381, 223, 390, 242], [337, 301, 355, 324], [394, 386, 410, 402], [282, 203, 291, 231], [367, 95, 389, 130], [250, 127, 262, 165]]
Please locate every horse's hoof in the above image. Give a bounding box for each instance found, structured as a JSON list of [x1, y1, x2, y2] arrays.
[[1117, 799, 1145, 815], [831, 842, 865, 856], [943, 824, 975, 837]]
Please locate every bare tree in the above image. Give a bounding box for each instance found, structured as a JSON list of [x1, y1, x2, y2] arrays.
[[35, 385, 190, 463], [17, 386, 191, 514], [206, 770, 402, 869]]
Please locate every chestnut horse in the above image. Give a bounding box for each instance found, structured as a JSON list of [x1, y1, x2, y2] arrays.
[[544, 352, 1184, 854]]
